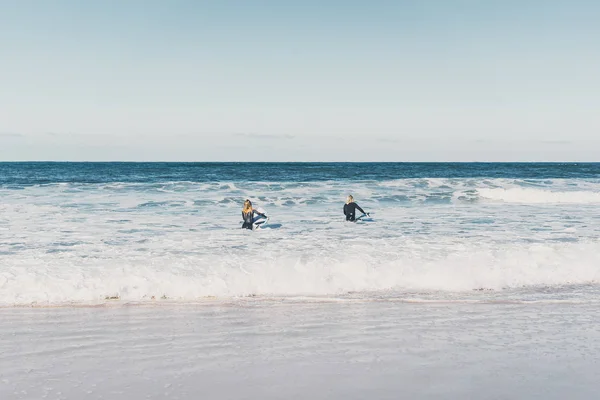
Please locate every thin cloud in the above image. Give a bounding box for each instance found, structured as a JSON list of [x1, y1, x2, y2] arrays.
[[231, 133, 295, 140], [45, 132, 117, 139]]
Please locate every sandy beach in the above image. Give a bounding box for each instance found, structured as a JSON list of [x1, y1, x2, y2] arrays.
[[2, 299, 599, 400]]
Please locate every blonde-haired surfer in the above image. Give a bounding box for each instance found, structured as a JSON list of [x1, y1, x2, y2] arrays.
[[241, 199, 267, 230]]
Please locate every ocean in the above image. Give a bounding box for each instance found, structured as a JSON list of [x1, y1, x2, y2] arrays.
[[1, 162, 600, 399], [1, 162, 599, 305]]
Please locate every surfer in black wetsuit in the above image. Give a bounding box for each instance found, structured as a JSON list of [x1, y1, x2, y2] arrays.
[[241, 199, 267, 230], [343, 195, 367, 221]]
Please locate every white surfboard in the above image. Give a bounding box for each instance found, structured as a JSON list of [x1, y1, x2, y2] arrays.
[[252, 207, 269, 230]]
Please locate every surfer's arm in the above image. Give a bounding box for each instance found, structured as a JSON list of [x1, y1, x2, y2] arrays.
[[355, 204, 366, 214], [253, 210, 267, 217]]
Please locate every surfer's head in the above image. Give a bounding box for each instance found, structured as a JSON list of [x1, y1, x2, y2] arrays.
[[346, 195, 354, 204], [243, 199, 252, 212]]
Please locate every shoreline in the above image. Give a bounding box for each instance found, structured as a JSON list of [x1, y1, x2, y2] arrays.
[[2, 294, 598, 309]]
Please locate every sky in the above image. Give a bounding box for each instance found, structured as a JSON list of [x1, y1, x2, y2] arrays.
[[1, 0, 599, 161]]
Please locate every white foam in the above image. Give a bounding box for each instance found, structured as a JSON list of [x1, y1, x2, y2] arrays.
[[1, 240, 599, 306], [478, 187, 600, 204], [2, 178, 600, 306]]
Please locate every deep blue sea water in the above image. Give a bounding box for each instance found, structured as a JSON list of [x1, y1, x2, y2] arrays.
[[1, 162, 599, 185]]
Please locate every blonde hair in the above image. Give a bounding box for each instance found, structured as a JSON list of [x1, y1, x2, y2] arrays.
[[242, 199, 253, 213], [346, 195, 354, 204]]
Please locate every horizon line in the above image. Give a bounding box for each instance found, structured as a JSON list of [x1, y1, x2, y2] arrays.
[[1, 160, 600, 164]]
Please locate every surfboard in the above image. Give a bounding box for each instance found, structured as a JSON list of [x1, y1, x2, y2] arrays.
[[252, 207, 269, 230], [355, 213, 373, 223]]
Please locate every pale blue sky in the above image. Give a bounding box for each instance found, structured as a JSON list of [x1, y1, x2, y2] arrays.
[[1, 0, 599, 161]]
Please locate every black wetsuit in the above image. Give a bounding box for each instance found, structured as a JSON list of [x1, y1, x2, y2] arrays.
[[343, 202, 365, 221], [242, 210, 265, 230]]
